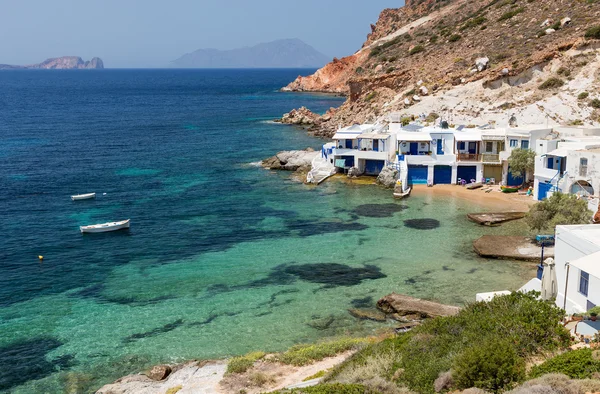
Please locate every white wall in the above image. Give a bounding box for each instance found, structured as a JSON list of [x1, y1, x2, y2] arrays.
[[554, 226, 600, 314], [563, 150, 600, 197]]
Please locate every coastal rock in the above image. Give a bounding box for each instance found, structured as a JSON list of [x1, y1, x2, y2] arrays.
[[347, 166, 362, 178], [146, 364, 172, 381], [475, 57, 489, 72], [348, 308, 387, 322], [277, 106, 321, 126], [377, 293, 461, 319], [376, 166, 398, 188], [261, 149, 318, 171]]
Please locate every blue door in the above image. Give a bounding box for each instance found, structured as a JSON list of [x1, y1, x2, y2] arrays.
[[433, 166, 452, 184], [437, 139, 444, 155], [364, 160, 385, 175], [342, 156, 354, 167], [457, 166, 476, 182], [507, 166, 523, 186], [468, 142, 477, 154], [537, 182, 553, 201], [373, 139, 379, 152], [345, 139, 352, 149], [408, 165, 428, 185], [410, 142, 419, 155]]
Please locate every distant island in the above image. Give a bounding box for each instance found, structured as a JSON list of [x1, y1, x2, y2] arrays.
[[170, 38, 330, 68], [0, 56, 104, 70]]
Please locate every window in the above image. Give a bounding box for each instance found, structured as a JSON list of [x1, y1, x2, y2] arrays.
[[458, 142, 466, 150], [510, 139, 518, 148], [521, 140, 529, 149], [580, 271, 589, 297], [580, 158, 588, 177], [485, 141, 493, 152]]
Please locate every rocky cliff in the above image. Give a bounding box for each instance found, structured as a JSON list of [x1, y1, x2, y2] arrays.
[[282, 0, 600, 136], [0, 56, 104, 70]]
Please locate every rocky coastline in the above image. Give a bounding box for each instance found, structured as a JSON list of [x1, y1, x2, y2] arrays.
[[96, 293, 456, 393]]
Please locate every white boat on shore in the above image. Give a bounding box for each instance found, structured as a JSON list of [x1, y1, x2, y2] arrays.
[[393, 187, 412, 199], [71, 193, 96, 201], [80, 219, 130, 234]]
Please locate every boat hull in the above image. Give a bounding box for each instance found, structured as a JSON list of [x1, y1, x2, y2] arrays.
[[71, 193, 96, 201], [393, 187, 412, 199], [501, 186, 519, 193], [80, 219, 130, 233]]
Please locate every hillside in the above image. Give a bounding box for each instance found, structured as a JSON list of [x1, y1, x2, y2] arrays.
[[170, 39, 330, 68], [282, 0, 600, 137], [0, 56, 104, 70]]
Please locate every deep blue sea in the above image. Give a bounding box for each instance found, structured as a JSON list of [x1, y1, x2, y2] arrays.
[[0, 69, 532, 393]]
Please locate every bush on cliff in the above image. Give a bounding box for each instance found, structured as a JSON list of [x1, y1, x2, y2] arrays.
[[526, 192, 592, 231], [327, 292, 569, 393], [529, 349, 600, 379]]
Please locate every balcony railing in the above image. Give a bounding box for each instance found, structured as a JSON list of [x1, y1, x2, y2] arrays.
[[481, 153, 500, 163], [457, 153, 481, 162]]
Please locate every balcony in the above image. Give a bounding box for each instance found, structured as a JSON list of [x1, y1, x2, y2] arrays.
[[457, 153, 481, 162], [481, 153, 501, 163]]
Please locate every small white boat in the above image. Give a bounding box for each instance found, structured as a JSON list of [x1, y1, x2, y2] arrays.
[[80, 219, 130, 234], [71, 193, 96, 201]]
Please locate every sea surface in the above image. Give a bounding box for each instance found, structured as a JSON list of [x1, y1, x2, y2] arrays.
[[0, 69, 532, 393]]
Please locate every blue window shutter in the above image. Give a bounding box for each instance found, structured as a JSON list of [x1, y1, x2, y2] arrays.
[[580, 271, 589, 297]]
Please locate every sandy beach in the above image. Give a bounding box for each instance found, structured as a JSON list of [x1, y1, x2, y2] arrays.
[[410, 184, 536, 211]]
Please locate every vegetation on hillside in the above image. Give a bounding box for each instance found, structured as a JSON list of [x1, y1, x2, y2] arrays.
[[323, 292, 569, 393], [526, 192, 593, 231]]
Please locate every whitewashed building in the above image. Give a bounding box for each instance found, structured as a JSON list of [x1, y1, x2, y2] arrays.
[[533, 132, 600, 201], [322, 124, 397, 175], [553, 225, 600, 314]]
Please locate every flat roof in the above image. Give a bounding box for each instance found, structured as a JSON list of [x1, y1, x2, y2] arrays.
[[557, 225, 600, 246], [359, 133, 391, 139], [396, 132, 432, 142], [455, 131, 482, 141]]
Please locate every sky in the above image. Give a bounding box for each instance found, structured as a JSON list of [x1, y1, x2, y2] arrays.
[[0, 0, 403, 68]]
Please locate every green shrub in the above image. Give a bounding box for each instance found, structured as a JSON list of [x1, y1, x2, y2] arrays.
[[396, 292, 569, 393], [272, 383, 373, 394], [454, 339, 525, 392], [585, 25, 600, 39], [448, 34, 462, 42], [539, 77, 564, 89], [364, 92, 377, 102], [526, 192, 593, 231], [409, 45, 425, 55], [498, 7, 524, 21], [355, 67, 364, 75], [386, 67, 395, 73], [461, 16, 487, 30], [274, 338, 368, 366], [578, 92, 590, 100], [226, 351, 266, 374], [590, 98, 600, 109], [530, 349, 600, 379]]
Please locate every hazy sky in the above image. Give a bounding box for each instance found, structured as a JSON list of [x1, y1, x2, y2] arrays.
[[0, 1, 403, 68]]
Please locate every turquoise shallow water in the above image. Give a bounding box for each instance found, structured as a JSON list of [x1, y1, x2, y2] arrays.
[[0, 70, 533, 393]]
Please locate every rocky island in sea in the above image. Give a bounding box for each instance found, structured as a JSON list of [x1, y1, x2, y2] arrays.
[[0, 56, 104, 70]]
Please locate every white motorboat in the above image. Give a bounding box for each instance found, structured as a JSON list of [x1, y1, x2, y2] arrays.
[[71, 193, 96, 201], [80, 219, 130, 234]]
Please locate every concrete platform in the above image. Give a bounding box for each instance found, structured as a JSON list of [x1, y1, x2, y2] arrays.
[[467, 212, 527, 226], [473, 235, 554, 261]]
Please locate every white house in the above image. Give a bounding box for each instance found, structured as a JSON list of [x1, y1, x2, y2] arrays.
[[553, 225, 600, 314], [393, 124, 456, 185], [533, 134, 600, 201], [322, 123, 397, 175]]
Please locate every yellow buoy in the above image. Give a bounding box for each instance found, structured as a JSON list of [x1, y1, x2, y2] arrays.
[[38, 255, 44, 262]]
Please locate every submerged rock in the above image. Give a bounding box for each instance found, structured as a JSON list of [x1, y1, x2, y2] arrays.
[[377, 293, 461, 320], [348, 308, 387, 322]]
